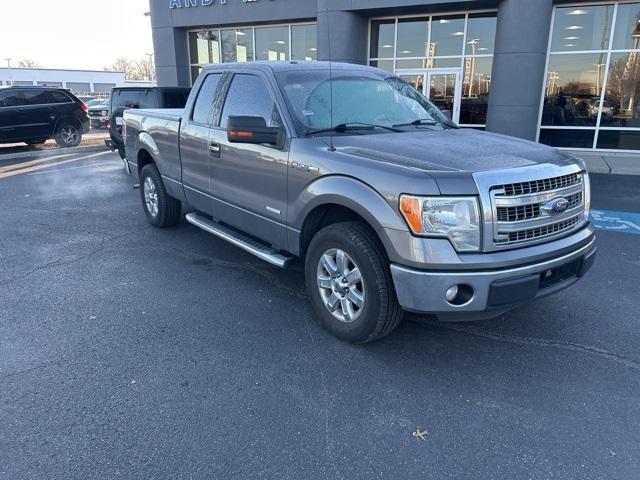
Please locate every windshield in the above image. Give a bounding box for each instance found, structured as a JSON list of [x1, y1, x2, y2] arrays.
[[275, 69, 454, 136]]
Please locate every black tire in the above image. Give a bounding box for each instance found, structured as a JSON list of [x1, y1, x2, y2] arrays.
[[139, 164, 181, 228], [55, 121, 82, 147], [304, 221, 403, 343]]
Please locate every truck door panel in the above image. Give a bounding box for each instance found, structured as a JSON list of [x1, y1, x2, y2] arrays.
[[179, 73, 223, 213], [210, 73, 289, 248]]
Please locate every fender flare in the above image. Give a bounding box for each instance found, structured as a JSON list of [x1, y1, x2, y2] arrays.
[[134, 131, 160, 166], [289, 175, 407, 255]]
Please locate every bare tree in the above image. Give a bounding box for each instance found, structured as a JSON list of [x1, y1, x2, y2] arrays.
[[17, 58, 41, 68], [134, 56, 156, 81], [105, 56, 155, 81]]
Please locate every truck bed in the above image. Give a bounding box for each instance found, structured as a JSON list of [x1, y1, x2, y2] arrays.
[[123, 108, 184, 182]]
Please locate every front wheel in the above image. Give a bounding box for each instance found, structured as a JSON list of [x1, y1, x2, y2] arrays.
[[305, 222, 403, 343], [139, 164, 181, 228], [55, 122, 82, 147]]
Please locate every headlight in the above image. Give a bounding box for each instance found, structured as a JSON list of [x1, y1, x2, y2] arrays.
[[582, 171, 591, 218], [400, 195, 481, 252]]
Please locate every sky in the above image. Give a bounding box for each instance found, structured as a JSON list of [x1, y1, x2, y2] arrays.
[[0, 0, 153, 71]]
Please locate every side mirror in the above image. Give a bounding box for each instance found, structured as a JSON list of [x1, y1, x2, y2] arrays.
[[227, 115, 282, 146]]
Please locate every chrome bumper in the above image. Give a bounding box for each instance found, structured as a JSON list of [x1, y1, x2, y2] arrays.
[[390, 237, 596, 321]]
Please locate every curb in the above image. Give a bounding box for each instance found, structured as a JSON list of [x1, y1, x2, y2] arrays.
[[0, 144, 109, 162]]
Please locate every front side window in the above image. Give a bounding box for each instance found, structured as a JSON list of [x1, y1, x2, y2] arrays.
[[192, 74, 222, 124], [220, 74, 282, 128], [275, 69, 450, 135]]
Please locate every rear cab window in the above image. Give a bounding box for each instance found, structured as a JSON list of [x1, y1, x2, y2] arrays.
[[111, 90, 154, 110], [192, 75, 223, 124]]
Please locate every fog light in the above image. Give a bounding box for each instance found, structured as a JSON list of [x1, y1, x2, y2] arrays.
[[445, 285, 459, 302]]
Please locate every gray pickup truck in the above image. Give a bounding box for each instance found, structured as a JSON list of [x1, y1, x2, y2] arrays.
[[123, 61, 596, 343]]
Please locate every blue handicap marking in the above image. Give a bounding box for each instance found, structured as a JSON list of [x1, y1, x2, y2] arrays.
[[591, 210, 640, 235]]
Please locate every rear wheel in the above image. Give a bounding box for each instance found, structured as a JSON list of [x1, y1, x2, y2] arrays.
[[55, 122, 81, 147], [304, 222, 403, 343], [140, 164, 181, 228]]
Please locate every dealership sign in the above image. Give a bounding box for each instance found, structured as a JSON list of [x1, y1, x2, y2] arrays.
[[170, 0, 265, 7]]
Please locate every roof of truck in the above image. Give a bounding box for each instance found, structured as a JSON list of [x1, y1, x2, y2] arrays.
[[202, 61, 378, 74]]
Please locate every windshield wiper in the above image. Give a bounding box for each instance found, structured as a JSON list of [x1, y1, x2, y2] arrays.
[[393, 118, 439, 128], [306, 122, 403, 135]]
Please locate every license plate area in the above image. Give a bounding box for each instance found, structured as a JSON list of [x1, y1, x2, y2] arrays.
[[539, 259, 580, 290]]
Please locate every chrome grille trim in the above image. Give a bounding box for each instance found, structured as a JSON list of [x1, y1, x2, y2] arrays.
[[494, 172, 581, 196], [495, 213, 583, 245], [496, 192, 582, 222], [473, 164, 588, 252]]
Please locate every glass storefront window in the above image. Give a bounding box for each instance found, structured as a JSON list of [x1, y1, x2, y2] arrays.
[[550, 5, 613, 52], [370, 19, 396, 58], [255, 26, 289, 61], [189, 30, 220, 64], [291, 25, 317, 61], [430, 15, 465, 57], [603, 52, 640, 127], [221, 28, 254, 63], [465, 13, 497, 55], [539, 129, 596, 148], [612, 3, 640, 50], [369, 60, 394, 72], [396, 18, 429, 57], [597, 129, 640, 149], [395, 58, 462, 69], [461, 56, 492, 124], [542, 53, 606, 126]]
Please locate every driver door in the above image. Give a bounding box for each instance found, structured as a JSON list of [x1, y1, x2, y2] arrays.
[[209, 72, 289, 248]]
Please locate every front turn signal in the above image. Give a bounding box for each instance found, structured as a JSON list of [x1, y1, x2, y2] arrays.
[[399, 195, 422, 234]]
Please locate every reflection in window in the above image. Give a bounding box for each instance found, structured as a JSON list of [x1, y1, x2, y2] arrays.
[[255, 26, 289, 61], [291, 25, 317, 61], [542, 54, 605, 126], [430, 15, 465, 57], [612, 3, 640, 50], [465, 13, 497, 55], [370, 20, 396, 58], [221, 29, 254, 63], [189, 30, 220, 64], [550, 5, 613, 52], [539, 129, 595, 148], [395, 58, 462, 69], [602, 52, 640, 127], [597, 130, 640, 149], [461, 56, 492, 124], [396, 18, 429, 57]]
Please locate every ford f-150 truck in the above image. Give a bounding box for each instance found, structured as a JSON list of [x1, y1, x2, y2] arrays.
[[123, 62, 596, 343]]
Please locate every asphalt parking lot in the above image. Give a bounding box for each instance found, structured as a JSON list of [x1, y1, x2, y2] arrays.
[[1, 150, 639, 479]]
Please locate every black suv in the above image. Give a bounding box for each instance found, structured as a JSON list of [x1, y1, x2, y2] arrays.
[[0, 86, 90, 147], [107, 87, 190, 161]]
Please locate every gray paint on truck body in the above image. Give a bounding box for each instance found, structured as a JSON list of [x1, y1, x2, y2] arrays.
[[123, 61, 595, 317]]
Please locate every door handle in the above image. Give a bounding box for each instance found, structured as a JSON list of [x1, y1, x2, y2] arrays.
[[209, 142, 220, 157]]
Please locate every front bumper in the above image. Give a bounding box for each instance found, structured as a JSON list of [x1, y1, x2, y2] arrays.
[[390, 237, 596, 321]]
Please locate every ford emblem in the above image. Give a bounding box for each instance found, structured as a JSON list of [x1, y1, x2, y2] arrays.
[[541, 197, 570, 215]]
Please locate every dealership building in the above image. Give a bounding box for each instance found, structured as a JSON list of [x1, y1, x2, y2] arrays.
[[149, 0, 640, 152]]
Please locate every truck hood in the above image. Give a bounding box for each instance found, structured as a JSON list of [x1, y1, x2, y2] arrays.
[[332, 128, 577, 173]]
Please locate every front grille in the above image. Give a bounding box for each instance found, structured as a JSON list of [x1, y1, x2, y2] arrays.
[[496, 214, 582, 245], [88, 110, 106, 118], [494, 173, 581, 197], [496, 192, 582, 222]]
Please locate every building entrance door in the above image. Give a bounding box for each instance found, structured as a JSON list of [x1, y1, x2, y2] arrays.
[[396, 68, 462, 123]]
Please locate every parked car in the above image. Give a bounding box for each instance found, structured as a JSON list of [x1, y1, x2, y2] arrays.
[[0, 86, 89, 147], [88, 98, 110, 129], [106, 87, 190, 161], [123, 62, 596, 343]]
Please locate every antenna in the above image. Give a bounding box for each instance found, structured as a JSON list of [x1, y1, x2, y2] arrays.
[[326, 9, 336, 152]]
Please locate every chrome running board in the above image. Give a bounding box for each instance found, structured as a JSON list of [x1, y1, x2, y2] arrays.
[[185, 212, 293, 268]]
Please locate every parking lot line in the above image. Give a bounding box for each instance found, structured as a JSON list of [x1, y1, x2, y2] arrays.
[[592, 210, 640, 235], [0, 151, 111, 180], [0, 153, 76, 174]]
